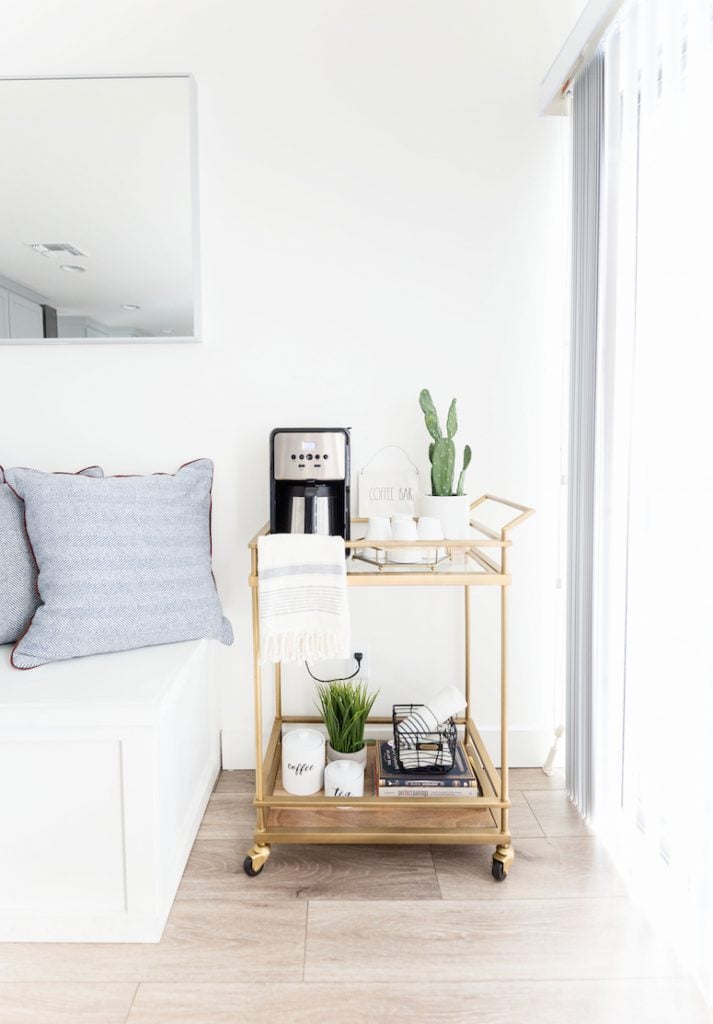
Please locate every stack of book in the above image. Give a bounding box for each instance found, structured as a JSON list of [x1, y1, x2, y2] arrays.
[[374, 739, 480, 797]]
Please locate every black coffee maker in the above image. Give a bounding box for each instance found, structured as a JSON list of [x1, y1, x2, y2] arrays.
[[270, 428, 351, 542]]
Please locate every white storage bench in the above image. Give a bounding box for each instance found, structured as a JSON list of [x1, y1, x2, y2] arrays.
[[0, 639, 219, 942]]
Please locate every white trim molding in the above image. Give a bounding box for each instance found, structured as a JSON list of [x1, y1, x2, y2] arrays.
[[540, 0, 624, 115]]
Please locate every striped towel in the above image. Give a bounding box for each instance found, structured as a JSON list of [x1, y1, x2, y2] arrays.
[[258, 534, 350, 664]]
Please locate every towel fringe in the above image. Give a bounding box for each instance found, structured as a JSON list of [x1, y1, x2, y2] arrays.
[[261, 629, 351, 665]]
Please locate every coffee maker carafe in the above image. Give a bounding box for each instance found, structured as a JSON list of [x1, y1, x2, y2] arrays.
[[270, 428, 351, 542]]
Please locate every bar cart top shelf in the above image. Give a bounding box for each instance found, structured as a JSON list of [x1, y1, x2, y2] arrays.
[[248, 493, 534, 588]]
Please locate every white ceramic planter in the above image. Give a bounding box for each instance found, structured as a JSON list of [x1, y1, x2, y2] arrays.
[[326, 742, 368, 767], [419, 494, 471, 540]]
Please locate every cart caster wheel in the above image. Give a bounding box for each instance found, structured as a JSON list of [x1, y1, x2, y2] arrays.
[[492, 844, 513, 881], [243, 855, 264, 877], [491, 858, 507, 882], [243, 843, 271, 878]]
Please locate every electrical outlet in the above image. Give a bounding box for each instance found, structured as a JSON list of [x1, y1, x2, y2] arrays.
[[353, 643, 372, 681]]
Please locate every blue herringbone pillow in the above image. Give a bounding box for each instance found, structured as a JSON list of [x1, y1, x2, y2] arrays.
[[0, 465, 103, 645], [5, 459, 232, 668]]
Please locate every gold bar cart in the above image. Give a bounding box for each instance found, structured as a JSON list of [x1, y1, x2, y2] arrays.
[[245, 494, 533, 880]]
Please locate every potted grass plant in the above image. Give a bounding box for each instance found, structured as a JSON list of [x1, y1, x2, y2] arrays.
[[315, 679, 379, 767]]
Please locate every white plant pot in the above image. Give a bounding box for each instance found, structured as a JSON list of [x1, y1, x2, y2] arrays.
[[419, 494, 471, 540], [326, 742, 368, 767]]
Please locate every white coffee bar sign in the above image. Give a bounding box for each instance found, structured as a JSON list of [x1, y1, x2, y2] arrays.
[[358, 447, 420, 517]]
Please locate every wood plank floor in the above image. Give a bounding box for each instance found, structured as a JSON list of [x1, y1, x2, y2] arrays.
[[1, 768, 710, 1024]]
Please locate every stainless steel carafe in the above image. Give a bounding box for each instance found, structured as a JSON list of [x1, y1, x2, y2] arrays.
[[287, 485, 336, 535]]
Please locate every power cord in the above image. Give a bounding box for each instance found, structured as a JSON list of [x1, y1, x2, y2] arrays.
[[305, 652, 363, 684]]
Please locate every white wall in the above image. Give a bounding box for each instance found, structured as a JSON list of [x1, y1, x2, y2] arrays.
[[0, 0, 579, 766]]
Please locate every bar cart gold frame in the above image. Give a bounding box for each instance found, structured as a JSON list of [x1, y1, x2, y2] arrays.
[[245, 494, 533, 881]]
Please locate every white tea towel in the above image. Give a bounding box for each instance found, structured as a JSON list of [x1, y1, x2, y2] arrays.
[[258, 534, 350, 663]]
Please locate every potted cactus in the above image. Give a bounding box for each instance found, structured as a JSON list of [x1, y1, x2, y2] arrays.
[[418, 388, 472, 539]]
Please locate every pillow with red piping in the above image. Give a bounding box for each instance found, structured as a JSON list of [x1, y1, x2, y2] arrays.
[[5, 458, 232, 668], [0, 465, 103, 645]]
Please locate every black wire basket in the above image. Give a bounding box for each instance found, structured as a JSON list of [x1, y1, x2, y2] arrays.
[[392, 703, 457, 773]]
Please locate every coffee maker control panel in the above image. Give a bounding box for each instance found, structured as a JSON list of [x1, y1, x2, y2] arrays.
[[272, 430, 347, 481]]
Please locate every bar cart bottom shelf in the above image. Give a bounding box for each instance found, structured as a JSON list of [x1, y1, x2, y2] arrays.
[[242, 744, 514, 881]]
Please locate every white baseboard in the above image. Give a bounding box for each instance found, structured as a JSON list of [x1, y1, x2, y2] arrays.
[[478, 728, 564, 769], [159, 758, 220, 934], [221, 726, 256, 769], [221, 726, 564, 770]]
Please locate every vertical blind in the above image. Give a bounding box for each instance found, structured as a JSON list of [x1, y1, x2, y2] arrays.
[[566, 51, 604, 819], [593, 0, 713, 1001]]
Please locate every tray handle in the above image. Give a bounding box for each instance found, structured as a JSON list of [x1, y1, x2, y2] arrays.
[[470, 494, 534, 536]]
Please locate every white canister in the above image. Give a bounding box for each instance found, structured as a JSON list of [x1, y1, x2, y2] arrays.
[[365, 516, 391, 564], [324, 758, 365, 798], [282, 729, 325, 795], [389, 514, 419, 563]]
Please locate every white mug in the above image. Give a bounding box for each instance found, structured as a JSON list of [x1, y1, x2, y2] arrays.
[[365, 516, 391, 564], [389, 514, 419, 563], [282, 728, 325, 796], [324, 758, 365, 797], [417, 515, 445, 563]]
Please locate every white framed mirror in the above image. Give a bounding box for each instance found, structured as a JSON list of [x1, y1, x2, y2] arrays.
[[0, 74, 199, 344]]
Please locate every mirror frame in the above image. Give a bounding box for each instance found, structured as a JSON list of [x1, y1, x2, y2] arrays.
[[0, 72, 201, 346]]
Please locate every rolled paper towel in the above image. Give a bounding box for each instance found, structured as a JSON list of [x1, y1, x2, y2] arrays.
[[395, 685, 464, 768], [397, 686, 464, 739], [426, 684, 465, 724], [396, 704, 439, 746]]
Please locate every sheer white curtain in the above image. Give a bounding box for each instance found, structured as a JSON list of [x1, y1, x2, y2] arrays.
[[595, 0, 713, 1000]]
